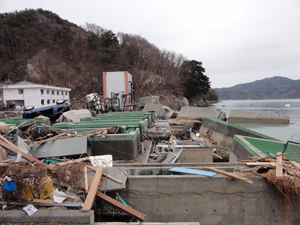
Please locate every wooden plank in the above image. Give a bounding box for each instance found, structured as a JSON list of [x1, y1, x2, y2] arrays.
[[0, 135, 18, 149], [47, 163, 56, 171], [84, 166, 89, 193], [82, 165, 103, 212], [212, 152, 222, 159], [0, 146, 7, 160], [1, 159, 13, 163], [290, 160, 300, 171], [57, 157, 90, 166], [101, 130, 108, 138], [33, 199, 79, 204], [96, 191, 145, 221], [203, 167, 253, 184], [0, 139, 43, 164], [246, 162, 276, 166], [86, 165, 122, 184], [29, 127, 112, 147], [276, 152, 283, 179]]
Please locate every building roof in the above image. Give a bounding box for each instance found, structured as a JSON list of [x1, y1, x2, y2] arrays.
[[11, 81, 36, 86], [1, 81, 71, 91]]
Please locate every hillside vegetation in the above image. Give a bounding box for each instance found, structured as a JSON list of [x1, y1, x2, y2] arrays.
[[0, 9, 218, 108], [215, 76, 300, 100]]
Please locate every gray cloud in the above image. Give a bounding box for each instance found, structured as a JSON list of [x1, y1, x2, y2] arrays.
[[1, 0, 300, 88]]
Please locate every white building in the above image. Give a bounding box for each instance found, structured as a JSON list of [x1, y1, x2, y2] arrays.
[[1, 81, 71, 109]]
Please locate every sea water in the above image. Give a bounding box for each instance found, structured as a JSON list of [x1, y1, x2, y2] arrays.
[[210, 99, 300, 142]]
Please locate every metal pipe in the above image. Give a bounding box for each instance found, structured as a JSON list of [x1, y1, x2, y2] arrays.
[[0, 201, 83, 207]]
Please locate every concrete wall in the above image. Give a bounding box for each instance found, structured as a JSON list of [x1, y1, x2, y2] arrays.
[[232, 135, 300, 161], [199, 117, 280, 148], [0, 210, 94, 223], [89, 131, 139, 160], [177, 107, 226, 121], [119, 174, 300, 225], [228, 110, 289, 123], [178, 148, 213, 163]]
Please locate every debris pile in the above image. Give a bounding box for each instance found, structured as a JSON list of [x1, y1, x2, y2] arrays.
[[0, 129, 145, 222], [239, 153, 300, 219]]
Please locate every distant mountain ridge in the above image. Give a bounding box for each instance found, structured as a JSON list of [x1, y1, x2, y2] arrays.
[[215, 76, 300, 100]]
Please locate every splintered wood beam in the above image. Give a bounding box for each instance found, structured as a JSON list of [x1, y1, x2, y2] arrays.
[[203, 167, 253, 184], [96, 191, 145, 221], [82, 165, 103, 212], [33, 199, 80, 204], [101, 130, 108, 138], [0, 137, 43, 164], [0, 146, 7, 160], [84, 166, 89, 193], [86, 165, 122, 184], [57, 156, 90, 166], [290, 160, 300, 171], [29, 127, 113, 147], [276, 152, 283, 179]]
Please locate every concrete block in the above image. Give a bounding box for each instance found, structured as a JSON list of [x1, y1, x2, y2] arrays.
[[231, 135, 300, 161], [177, 107, 226, 121], [57, 109, 92, 123], [89, 131, 139, 160], [96, 223, 200, 225], [138, 96, 160, 107], [144, 103, 163, 118], [30, 136, 92, 158], [159, 106, 175, 120], [0, 210, 94, 224], [200, 117, 280, 148], [117, 173, 300, 225], [178, 148, 213, 163], [228, 110, 289, 123]]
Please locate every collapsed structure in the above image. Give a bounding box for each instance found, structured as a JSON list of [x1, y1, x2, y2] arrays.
[[0, 103, 300, 225], [0, 73, 299, 224]]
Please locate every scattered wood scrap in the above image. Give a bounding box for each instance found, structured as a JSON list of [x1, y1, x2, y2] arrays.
[[203, 166, 253, 184], [96, 191, 145, 221], [57, 156, 90, 166], [82, 165, 103, 212], [29, 127, 113, 147], [276, 152, 283, 178], [0, 136, 43, 164]]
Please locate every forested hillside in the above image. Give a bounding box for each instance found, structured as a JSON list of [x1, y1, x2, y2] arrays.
[[215, 76, 300, 100], [0, 9, 218, 108]]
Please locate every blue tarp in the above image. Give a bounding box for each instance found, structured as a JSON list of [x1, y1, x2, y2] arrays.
[[169, 167, 218, 177], [2, 180, 17, 191]]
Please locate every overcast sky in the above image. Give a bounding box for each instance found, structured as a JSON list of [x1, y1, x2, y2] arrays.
[[1, 0, 300, 88]]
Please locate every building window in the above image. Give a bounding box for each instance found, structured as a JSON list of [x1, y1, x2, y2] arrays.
[[18, 89, 24, 94], [41, 89, 44, 94], [47, 90, 49, 94], [52, 91, 55, 95], [61, 91, 64, 95], [41, 99, 44, 105], [47, 99, 50, 104], [57, 91, 59, 95], [53, 100, 55, 103], [65, 92, 68, 95]]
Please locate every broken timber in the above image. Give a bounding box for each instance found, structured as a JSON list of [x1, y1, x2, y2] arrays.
[[276, 152, 283, 178], [0, 136, 42, 164], [82, 165, 103, 212], [0, 146, 7, 160], [96, 191, 145, 221], [86, 165, 122, 184], [29, 127, 112, 147], [203, 166, 253, 184]]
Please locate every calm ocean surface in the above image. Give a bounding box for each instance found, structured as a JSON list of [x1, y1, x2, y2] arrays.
[[210, 99, 300, 142]]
